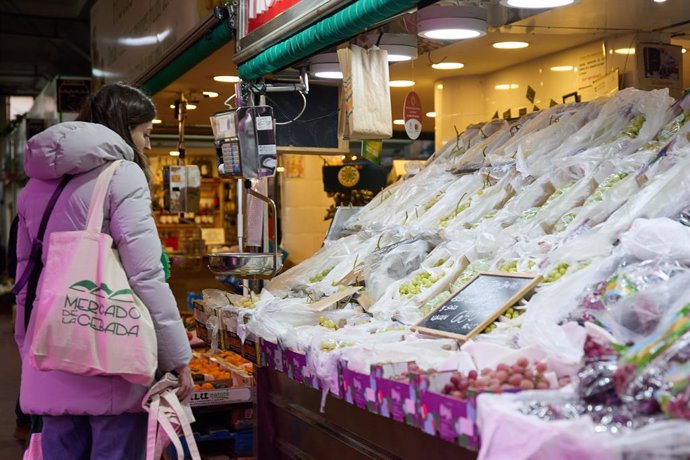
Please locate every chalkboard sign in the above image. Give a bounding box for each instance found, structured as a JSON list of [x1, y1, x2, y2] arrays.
[[414, 272, 542, 341], [267, 82, 341, 150]]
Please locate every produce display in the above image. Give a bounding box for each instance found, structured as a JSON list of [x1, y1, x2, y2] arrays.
[[198, 88, 690, 458]]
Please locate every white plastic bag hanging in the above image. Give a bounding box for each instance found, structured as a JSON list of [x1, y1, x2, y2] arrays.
[[338, 44, 392, 140]]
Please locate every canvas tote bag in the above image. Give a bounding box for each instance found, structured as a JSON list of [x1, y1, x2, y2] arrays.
[[338, 44, 393, 140], [29, 160, 157, 385]]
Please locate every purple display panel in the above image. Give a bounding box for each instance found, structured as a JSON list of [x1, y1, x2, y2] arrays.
[[339, 362, 378, 413], [372, 362, 419, 427], [414, 372, 480, 451], [259, 338, 284, 372], [284, 349, 305, 384]]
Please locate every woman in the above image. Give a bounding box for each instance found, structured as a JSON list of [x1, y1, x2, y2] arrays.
[[14, 83, 193, 459]]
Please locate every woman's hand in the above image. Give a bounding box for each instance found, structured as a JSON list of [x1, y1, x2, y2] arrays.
[[175, 366, 194, 401]]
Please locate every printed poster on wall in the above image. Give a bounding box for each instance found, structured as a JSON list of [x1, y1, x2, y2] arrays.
[[577, 42, 607, 101]]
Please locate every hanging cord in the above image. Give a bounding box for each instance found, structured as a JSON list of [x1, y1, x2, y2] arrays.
[[263, 92, 308, 125]]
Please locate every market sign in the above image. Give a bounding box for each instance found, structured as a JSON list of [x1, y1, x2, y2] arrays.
[[413, 272, 541, 341], [236, 0, 346, 63], [403, 91, 423, 140], [247, 0, 302, 33]]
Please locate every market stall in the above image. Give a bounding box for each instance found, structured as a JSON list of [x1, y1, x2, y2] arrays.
[[196, 85, 690, 459]]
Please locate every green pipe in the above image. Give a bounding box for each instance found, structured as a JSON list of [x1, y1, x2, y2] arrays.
[[238, 0, 421, 81], [141, 21, 232, 96]]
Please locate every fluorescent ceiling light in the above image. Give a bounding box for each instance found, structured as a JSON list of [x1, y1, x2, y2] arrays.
[[615, 48, 636, 55], [493, 41, 530, 49], [495, 84, 519, 90], [152, 119, 162, 124], [417, 5, 487, 41], [393, 119, 405, 125], [310, 53, 342, 79], [501, 0, 575, 8], [372, 33, 418, 62], [186, 104, 197, 110], [390, 80, 415, 87], [432, 62, 465, 70], [213, 75, 240, 83], [654, 0, 667, 2], [169, 151, 180, 157], [203, 91, 219, 98], [426, 112, 436, 118], [550, 65, 574, 71]]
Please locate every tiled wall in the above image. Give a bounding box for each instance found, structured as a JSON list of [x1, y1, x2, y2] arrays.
[[280, 154, 334, 264]]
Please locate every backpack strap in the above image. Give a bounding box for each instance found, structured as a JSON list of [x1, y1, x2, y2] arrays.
[[12, 174, 73, 330]]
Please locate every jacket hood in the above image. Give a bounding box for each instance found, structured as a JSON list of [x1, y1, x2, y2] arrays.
[[24, 121, 135, 179]]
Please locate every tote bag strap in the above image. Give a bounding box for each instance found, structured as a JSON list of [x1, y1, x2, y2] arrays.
[[85, 160, 125, 233], [162, 391, 201, 460]]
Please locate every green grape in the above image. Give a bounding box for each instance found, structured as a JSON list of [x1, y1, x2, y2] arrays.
[[434, 258, 446, 267], [647, 110, 690, 148], [544, 182, 574, 206], [554, 212, 577, 233], [319, 316, 338, 330], [238, 297, 255, 309], [309, 266, 334, 283], [527, 260, 537, 270], [522, 207, 539, 219], [499, 260, 518, 273], [619, 114, 646, 139], [398, 272, 444, 298], [544, 263, 570, 283], [589, 171, 629, 202], [439, 200, 471, 227], [423, 192, 444, 211]]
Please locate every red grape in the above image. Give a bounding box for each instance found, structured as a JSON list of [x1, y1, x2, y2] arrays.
[[520, 379, 535, 390], [517, 358, 529, 368], [536, 362, 547, 373]]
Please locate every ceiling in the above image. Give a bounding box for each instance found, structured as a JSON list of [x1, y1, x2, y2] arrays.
[[0, 0, 94, 96], [150, 0, 690, 138], [4, 0, 690, 137]]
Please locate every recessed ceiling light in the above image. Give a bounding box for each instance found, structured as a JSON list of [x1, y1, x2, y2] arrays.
[[374, 33, 418, 62], [437, 83, 444, 90], [169, 151, 180, 157], [310, 53, 342, 79], [417, 5, 487, 41], [393, 119, 405, 125], [493, 41, 530, 49], [550, 65, 574, 72], [683, 48, 687, 54], [614, 48, 636, 55], [152, 118, 162, 124], [169, 104, 175, 109], [186, 103, 197, 110], [202, 91, 219, 98], [390, 80, 415, 87], [495, 84, 520, 90], [426, 112, 437, 118], [432, 62, 465, 70], [653, 0, 667, 3], [213, 75, 240, 83], [501, 0, 575, 8]]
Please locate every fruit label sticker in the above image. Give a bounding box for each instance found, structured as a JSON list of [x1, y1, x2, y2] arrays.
[[413, 272, 542, 341], [403, 91, 422, 140]]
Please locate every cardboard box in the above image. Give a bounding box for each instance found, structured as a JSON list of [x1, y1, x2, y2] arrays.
[[372, 362, 419, 427], [284, 349, 319, 389], [339, 362, 379, 414], [259, 338, 284, 372]]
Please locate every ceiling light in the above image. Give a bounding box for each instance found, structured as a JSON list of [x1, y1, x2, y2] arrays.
[[426, 112, 436, 118], [501, 0, 576, 8], [417, 5, 487, 41], [186, 103, 197, 110], [310, 53, 342, 79], [202, 91, 219, 98], [683, 48, 687, 54], [432, 62, 465, 70], [495, 84, 519, 90], [437, 83, 444, 90], [213, 75, 240, 83], [615, 48, 636, 55], [373, 33, 418, 62], [390, 80, 415, 87], [493, 41, 530, 49], [550, 65, 574, 71], [152, 119, 162, 124], [169, 104, 175, 109], [653, 0, 667, 2], [169, 151, 180, 157], [393, 119, 405, 125]]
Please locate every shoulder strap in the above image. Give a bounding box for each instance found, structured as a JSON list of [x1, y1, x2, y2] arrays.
[[85, 160, 124, 233], [12, 175, 72, 296], [12, 174, 73, 331]]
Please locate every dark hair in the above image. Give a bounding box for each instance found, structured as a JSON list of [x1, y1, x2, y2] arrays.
[[77, 83, 156, 183]]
